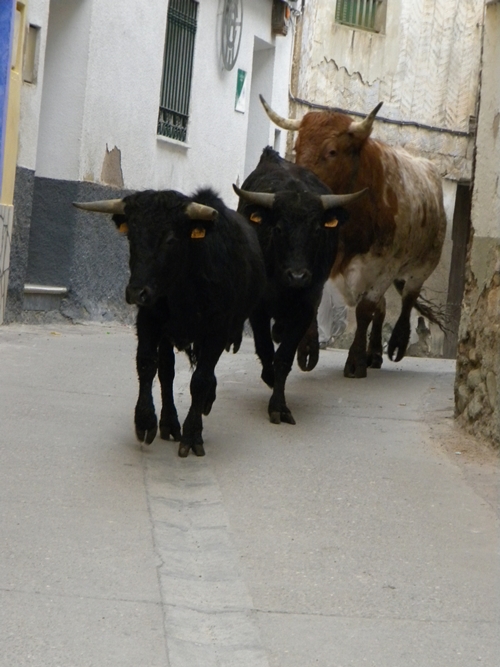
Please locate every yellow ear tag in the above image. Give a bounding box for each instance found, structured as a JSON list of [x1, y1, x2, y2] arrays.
[[324, 218, 338, 228], [118, 223, 129, 234], [250, 213, 262, 224], [191, 227, 206, 239]]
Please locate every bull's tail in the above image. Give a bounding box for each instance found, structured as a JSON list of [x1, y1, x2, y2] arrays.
[[393, 280, 449, 333]]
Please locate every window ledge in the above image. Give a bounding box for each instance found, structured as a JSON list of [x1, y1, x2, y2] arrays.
[[157, 135, 190, 149]]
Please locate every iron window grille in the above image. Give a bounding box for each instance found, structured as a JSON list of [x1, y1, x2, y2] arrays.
[[157, 0, 198, 142], [335, 0, 385, 33]]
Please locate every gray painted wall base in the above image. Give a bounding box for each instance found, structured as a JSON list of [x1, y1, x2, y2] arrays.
[[5, 169, 136, 324]]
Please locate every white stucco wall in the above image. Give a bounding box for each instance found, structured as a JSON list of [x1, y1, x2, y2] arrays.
[[471, 2, 500, 242], [35, 0, 92, 180], [17, 0, 50, 171], [31, 0, 294, 206]]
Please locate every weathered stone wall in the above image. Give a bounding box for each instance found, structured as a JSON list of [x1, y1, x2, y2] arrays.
[[455, 250, 500, 446], [455, 2, 500, 448]]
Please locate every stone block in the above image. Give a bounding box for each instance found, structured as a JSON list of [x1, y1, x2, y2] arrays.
[[456, 384, 470, 414], [467, 368, 482, 390], [486, 372, 497, 411]]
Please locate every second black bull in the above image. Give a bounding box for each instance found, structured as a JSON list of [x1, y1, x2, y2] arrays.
[[235, 147, 366, 425]]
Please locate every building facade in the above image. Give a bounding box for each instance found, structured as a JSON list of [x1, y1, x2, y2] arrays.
[[2, 0, 296, 323]]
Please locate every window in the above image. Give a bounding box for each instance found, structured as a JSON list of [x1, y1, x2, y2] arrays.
[[24, 24, 41, 84], [157, 0, 198, 142], [335, 0, 386, 33]]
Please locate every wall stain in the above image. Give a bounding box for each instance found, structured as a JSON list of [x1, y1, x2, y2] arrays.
[[101, 145, 124, 188]]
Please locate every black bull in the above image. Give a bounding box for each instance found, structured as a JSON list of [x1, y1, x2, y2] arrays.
[[235, 147, 366, 425], [74, 188, 266, 457]]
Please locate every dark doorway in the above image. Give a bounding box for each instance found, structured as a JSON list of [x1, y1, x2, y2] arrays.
[[443, 183, 472, 359]]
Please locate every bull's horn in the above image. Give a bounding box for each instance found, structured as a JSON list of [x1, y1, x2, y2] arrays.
[[349, 102, 383, 140], [73, 199, 125, 214], [259, 95, 301, 131], [320, 188, 369, 209], [233, 184, 275, 209], [185, 202, 218, 221]]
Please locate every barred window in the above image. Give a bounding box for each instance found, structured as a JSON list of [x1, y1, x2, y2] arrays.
[[157, 0, 198, 143], [335, 0, 386, 33]]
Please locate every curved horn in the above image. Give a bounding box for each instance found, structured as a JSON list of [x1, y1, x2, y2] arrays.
[[320, 188, 369, 210], [185, 202, 218, 221], [73, 199, 125, 214], [259, 95, 301, 131], [233, 184, 275, 209], [349, 102, 383, 140]]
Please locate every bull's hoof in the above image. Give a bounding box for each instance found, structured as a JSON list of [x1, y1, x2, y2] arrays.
[[136, 424, 158, 445], [160, 420, 181, 441], [178, 433, 205, 457], [297, 346, 319, 372], [269, 408, 296, 425], [387, 340, 408, 362], [387, 321, 410, 362], [367, 352, 383, 369], [178, 442, 206, 457], [297, 335, 319, 372], [343, 360, 367, 378], [178, 442, 190, 457]]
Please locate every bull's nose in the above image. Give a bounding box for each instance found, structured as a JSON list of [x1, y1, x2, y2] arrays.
[[126, 285, 154, 306], [285, 268, 312, 288]]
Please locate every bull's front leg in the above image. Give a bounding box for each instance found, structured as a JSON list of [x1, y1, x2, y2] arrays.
[[178, 332, 227, 458], [344, 298, 377, 378], [250, 306, 275, 389], [270, 304, 315, 424], [135, 309, 161, 444], [158, 335, 181, 442]]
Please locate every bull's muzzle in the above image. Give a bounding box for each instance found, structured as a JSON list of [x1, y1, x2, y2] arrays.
[[284, 268, 312, 288], [126, 285, 154, 307]]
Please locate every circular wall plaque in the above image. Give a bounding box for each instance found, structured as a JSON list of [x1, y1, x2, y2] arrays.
[[221, 0, 243, 71]]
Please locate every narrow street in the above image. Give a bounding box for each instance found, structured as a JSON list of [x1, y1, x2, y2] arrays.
[[1, 323, 499, 667]]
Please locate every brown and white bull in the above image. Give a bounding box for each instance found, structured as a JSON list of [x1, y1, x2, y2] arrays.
[[261, 96, 446, 378]]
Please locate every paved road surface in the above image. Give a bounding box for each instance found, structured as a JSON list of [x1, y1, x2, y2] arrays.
[[1, 323, 498, 667]]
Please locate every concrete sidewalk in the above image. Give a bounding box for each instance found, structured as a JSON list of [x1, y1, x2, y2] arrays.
[[0, 323, 499, 667]]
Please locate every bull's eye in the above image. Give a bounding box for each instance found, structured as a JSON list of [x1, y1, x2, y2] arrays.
[[324, 218, 339, 228], [273, 225, 283, 236], [328, 149, 337, 158], [164, 231, 177, 246]]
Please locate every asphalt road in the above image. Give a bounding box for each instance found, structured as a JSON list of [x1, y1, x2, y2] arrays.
[[1, 323, 499, 667]]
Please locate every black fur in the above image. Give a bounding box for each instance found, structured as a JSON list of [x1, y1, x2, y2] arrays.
[[236, 147, 350, 425], [113, 187, 266, 456]]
